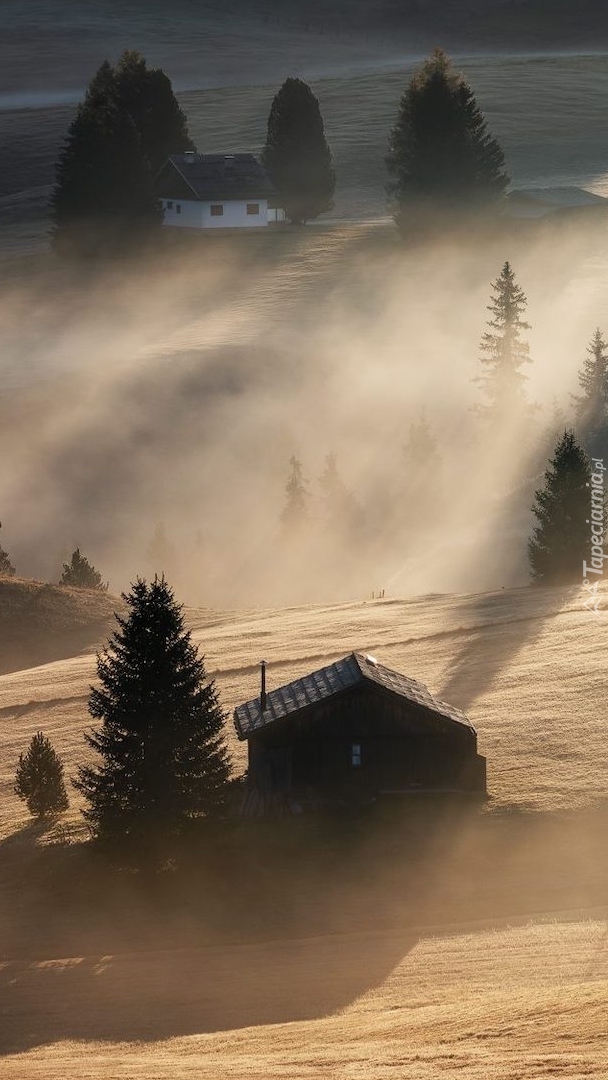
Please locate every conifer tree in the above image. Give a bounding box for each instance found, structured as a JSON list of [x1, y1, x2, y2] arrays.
[[404, 413, 441, 475], [262, 78, 335, 224], [15, 732, 69, 818], [52, 50, 191, 256], [147, 522, 175, 578], [387, 49, 508, 232], [572, 328, 608, 458], [528, 430, 595, 584], [114, 50, 194, 173], [535, 398, 568, 474], [318, 452, 364, 537], [475, 262, 533, 418], [75, 577, 231, 844], [52, 96, 161, 256], [281, 455, 309, 531], [401, 413, 442, 522], [61, 548, 107, 590], [0, 523, 15, 576]]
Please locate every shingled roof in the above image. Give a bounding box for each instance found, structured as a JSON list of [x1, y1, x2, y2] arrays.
[[162, 153, 276, 201], [233, 652, 475, 739]]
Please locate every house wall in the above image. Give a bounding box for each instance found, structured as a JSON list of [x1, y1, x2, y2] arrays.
[[246, 685, 486, 800], [161, 199, 204, 228], [161, 198, 269, 229], [203, 199, 269, 228]]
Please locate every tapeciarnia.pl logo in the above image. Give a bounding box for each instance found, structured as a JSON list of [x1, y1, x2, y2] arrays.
[[582, 458, 606, 615]]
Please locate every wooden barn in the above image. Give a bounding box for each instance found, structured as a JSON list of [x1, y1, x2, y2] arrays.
[[234, 653, 486, 816]]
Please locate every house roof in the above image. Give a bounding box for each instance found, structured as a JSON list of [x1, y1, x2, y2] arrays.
[[234, 652, 475, 739], [160, 153, 276, 202]]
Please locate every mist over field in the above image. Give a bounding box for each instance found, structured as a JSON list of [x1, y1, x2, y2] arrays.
[[0, 213, 606, 606], [2, 7, 608, 603]]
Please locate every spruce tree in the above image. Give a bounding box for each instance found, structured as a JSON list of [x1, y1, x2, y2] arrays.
[[61, 548, 107, 590], [52, 95, 161, 256], [0, 523, 15, 576], [386, 49, 508, 232], [281, 455, 309, 531], [401, 413, 442, 522], [404, 413, 441, 475], [52, 50, 191, 256], [147, 522, 175, 578], [475, 262, 532, 419], [572, 329, 608, 458], [318, 452, 364, 538], [528, 430, 595, 584], [75, 577, 231, 844], [114, 50, 194, 174], [15, 732, 69, 818], [262, 78, 335, 224]]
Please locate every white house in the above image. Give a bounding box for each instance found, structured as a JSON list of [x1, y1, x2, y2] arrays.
[[155, 152, 286, 229]]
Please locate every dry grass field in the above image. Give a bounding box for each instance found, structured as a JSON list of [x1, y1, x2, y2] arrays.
[[2, 919, 607, 1078], [1, 580, 608, 1076]]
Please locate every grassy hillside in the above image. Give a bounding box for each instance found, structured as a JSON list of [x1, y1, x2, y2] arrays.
[[0, 576, 121, 676], [2, 579, 606, 832], [1, 581, 607, 1075], [1, 916, 607, 1078]]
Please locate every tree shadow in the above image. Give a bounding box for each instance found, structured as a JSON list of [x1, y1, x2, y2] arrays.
[[0, 927, 416, 1052], [439, 584, 579, 711], [0, 817, 419, 1054], [2, 797, 606, 1055]]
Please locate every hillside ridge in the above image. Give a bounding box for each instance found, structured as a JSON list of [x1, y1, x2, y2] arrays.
[[0, 576, 122, 676]]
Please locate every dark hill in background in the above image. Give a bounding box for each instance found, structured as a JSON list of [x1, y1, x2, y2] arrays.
[[169, 0, 608, 50], [244, 0, 608, 49], [2, 0, 607, 103], [0, 578, 122, 675]]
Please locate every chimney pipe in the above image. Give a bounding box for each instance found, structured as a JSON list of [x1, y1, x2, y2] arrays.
[[260, 660, 267, 712]]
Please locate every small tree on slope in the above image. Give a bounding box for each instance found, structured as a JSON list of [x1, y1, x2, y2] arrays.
[[75, 577, 231, 845], [528, 430, 595, 584], [15, 732, 69, 818], [61, 548, 107, 590], [475, 261, 533, 420], [572, 328, 608, 459], [401, 412, 443, 526], [0, 523, 15, 576], [281, 455, 309, 533]]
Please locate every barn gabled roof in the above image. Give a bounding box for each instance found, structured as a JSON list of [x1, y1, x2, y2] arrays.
[[233, 652, 474, 739], [158, 153, 276, 202]]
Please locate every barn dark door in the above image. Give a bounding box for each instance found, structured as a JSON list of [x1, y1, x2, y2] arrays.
[[292, 738, 321, 788]]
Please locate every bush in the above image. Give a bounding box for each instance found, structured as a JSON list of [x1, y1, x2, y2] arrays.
[[61, 548, 107, 590], [15, 732, 69, 818]]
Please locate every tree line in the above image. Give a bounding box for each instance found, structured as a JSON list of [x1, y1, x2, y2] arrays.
[[53, 47, 509, 255]]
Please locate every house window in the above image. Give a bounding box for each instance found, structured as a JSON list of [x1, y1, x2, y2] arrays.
[[246, 203, 260, 216], [351, 743, 362, 768], [176, 204, 181, 214], [166, 201, 173, 209], [210, 204, 224, 217]]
